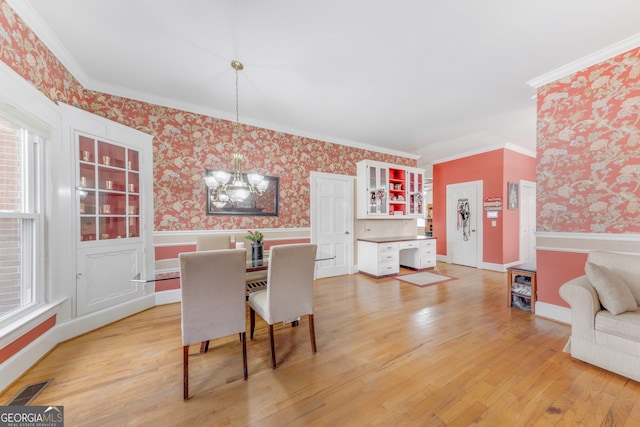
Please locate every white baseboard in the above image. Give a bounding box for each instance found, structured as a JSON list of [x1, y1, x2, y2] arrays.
[[481, 262, 504, 272], [535, 301, 571, 325], [0, 295, 154, 392], [155, 289, 181, 305]]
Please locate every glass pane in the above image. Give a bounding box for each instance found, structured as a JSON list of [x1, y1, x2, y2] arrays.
[[0, 218, 33, 316], [99, 217, 127, 240], [0, 118, 23, 212], [0, 218, 21, 316], [79, 135, 95, 163], [80, 217, 97, 241], [98, 140, 126, 169]]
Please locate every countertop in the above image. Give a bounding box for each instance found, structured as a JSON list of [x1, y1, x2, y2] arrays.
[[357, 235, 436, 244]]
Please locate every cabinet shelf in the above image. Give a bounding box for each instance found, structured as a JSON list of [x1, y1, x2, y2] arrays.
[[78, 135, 142, 243], [507, 264, 536, 313]]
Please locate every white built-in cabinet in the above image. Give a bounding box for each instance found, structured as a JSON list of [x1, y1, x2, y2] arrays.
[[59, 103, 154, 317], [357, 237, 436, 277], [356, 160, 424, 219]]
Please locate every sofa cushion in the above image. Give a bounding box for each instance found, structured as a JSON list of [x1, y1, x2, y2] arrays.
[[585, 262, 638, 315], [596, 309, 640, 342]]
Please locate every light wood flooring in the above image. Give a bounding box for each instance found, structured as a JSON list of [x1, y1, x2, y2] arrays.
[[2, 263, 640, 426]]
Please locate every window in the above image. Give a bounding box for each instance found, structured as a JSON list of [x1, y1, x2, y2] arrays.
[[0, 115, 42, 321]]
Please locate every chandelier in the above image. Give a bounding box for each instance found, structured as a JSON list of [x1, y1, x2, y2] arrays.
[[204, 60, 268, 208]]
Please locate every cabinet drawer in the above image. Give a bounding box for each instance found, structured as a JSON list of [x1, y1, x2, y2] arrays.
[[378, 252, 399, 264], [420, 258, 436, 268], [420, 240, 435, 249], [378, 262, 399, 275], [378, 243, 398, 253], [398, 241, 419, 250]]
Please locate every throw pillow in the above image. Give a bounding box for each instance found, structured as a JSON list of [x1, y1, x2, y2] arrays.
[[584, 262, 638, 315]]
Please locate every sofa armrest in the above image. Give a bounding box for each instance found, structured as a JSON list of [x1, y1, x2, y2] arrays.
[[559, 275, 601, 342]]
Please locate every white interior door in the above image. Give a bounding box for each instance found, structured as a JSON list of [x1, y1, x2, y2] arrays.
[[519, 180, 536, 264], [311, 172, 353, 278], [446, 181, 482, 268]]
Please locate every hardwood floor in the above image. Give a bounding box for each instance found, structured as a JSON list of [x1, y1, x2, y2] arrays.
[[2, 263, 640, 426]]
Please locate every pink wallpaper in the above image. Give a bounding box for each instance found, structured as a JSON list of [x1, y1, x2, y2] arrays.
[[537, 46, 640, 233], [0, 1, 415, 230]]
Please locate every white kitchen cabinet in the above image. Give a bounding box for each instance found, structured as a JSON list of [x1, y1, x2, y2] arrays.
[[357, 241, 399, 276], [357, 160, 388, 217], [357, 237, 436, 277], [399, 239, 436, 269], [356, 160, 425, 219], [406, 167, 424, 217], [60, 103, 154, 317]]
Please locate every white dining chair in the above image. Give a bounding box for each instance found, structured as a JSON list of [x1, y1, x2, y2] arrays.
[[248, 243, 318, 369], [195, 234, 231, 251], [179, 249, 247, 400]]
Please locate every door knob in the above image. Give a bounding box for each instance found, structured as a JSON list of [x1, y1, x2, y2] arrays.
[[345, 231, 350, 234]]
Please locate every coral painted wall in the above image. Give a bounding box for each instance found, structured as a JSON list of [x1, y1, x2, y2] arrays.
[[432, 148, 535, 266], [0, 1, 415, 232], [537, 46, 640, 233], [503, 149, 536, 262]]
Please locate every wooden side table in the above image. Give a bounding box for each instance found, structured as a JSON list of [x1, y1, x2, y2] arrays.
[[507, 263, 537, 313]]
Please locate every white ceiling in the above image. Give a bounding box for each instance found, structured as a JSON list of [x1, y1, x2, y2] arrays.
[[10, 0, 640, 169]]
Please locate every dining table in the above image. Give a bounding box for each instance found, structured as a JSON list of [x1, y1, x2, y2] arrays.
[[131, 254, 335, 298]]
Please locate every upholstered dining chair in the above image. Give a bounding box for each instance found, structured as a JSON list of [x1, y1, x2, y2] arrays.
[[195, 234, 231, 251], [248, 243, 318, 369], [179, 249, 247, 401], [195, 234, 266, 350]]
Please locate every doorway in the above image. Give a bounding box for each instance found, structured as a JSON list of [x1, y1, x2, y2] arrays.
[[446, 180, 483, 268], [519, 180, 536, 264], [310, 172, 353, 278]]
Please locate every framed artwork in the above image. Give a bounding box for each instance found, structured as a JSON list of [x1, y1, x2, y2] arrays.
[[508, 182, 518, 210], [206, 174, 279, 216]]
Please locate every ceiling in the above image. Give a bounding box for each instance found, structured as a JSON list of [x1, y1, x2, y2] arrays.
[[10, 1, 640, 169]]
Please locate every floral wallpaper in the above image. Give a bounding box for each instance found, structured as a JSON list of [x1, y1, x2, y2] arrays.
[[537, 46, 640, 233], [0, 0, 414, 231]]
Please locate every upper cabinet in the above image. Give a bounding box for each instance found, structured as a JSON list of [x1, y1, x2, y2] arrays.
[[356, 160, 424, 219], [59, 103, 154, 318], [78, 135, 141, 242]]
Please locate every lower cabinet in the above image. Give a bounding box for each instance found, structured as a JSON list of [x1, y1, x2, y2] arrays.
[[358, 241, 399, 276], [357, 238, 437, 277]]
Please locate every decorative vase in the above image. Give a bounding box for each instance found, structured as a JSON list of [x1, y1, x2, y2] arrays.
[[251, 242, 264, 261]]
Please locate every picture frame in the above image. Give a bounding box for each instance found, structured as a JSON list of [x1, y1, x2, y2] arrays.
[[507, 182, 518, 210], [206, 174, 279, 216]]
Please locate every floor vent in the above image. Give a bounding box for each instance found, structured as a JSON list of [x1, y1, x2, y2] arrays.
[[7, 379, 53, 406]]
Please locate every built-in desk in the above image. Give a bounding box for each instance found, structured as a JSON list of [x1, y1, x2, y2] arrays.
[[357, 236, 436, 277]]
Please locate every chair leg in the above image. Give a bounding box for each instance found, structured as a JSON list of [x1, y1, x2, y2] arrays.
[[241, 332, 248, 380], [308, 314, 317, 354], [183, 345, 189, 401], [200, 340, 209, 353], [249, 307, 256, 339], [269, 324, 277, 369]]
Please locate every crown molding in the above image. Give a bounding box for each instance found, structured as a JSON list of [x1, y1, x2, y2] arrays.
[[429, 142, 535, 165], [527, 33, 640, 88], [6, 0, 90, 86]]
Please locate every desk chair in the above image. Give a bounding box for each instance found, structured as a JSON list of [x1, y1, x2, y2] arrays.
[[248, 243, 318, 369], [180, 249, 247, 400]]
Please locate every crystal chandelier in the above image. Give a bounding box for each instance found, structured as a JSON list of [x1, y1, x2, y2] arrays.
[[204, 60, 268, 208]]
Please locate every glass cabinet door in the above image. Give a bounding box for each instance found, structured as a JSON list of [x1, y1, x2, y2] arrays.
[[367, 164, 387, 215], [408, 170, 424, 216], [77, 134, 141, 242]]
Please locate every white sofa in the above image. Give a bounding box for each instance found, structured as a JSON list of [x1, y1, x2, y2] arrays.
[[559, 251, 640, 382]]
